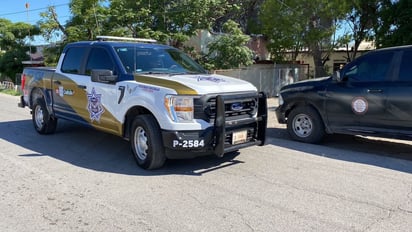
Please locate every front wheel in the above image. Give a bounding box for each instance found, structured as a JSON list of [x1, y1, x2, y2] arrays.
[[32, 98, 57, 134], [130, 115, 166, 170], [287, 106, 325, 143]]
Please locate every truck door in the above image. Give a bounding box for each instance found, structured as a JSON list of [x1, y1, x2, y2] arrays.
[[53, 46, 123, 136], [82, 47, 123, 136], [52, 46, 90, 122], [325, 51, 395, 133], [385, 49, 412, 132]]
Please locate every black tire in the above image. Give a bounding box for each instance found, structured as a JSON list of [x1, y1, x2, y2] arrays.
[[287, 106, 325, 143], [130, 115, 166, 170], [32, 98, 57, 134]]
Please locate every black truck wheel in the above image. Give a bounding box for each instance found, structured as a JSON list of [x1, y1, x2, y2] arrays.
[[130, 115, 166, 170], [32, 98, 57, 134], [287, 106, 325, 143]]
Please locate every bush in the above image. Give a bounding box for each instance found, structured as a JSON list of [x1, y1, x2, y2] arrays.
[[0, 88, 20, 96]]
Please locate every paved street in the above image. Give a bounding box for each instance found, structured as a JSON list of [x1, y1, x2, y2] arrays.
[[1, 93, 411, 231]]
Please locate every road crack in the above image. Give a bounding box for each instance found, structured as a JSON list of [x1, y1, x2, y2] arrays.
[[398, 186, 412, 214]]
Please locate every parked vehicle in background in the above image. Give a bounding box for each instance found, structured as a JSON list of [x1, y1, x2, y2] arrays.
[[18, 36, 267, 169], [276, 45, 412, 143]]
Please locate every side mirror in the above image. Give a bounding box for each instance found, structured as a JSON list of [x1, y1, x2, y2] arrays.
[[91, 69, 117, 83], [333, 70, 349, 82], [332, 70, 342, 82]]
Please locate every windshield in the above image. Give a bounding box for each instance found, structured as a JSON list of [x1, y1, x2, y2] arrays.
[[114, 46, 207, 75]]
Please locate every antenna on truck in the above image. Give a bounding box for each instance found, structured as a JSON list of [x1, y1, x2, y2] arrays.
[[96, 35, 157, 43]]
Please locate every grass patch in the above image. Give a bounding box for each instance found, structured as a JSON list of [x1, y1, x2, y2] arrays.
[[0, 88, 21, 96]]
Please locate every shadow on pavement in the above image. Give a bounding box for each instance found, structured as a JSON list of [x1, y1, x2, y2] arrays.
[[2, 114, 412, 176], [0, 119, 243, 176], [266, 127, 412, 174]]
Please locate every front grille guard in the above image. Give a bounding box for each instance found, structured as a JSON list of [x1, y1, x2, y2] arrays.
[[213, 92, 267, 157]]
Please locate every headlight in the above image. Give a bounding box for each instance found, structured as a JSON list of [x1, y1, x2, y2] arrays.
[[164, 95, 194, 122]]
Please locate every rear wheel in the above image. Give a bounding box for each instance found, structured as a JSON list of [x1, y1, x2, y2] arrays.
[[32, 98, 57, 134], [130, 115, 166, 170], [287, 106, 325, 143]]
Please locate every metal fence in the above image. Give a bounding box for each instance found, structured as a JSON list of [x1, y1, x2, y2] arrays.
[[0, 81, 15, 90], [214, 63, 309, 97]]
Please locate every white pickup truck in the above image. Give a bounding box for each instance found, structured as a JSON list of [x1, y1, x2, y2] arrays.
[[18, 36, 267, 169]]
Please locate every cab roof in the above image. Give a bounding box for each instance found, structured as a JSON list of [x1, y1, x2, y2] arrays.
[[65, 36, 173, 51], [66, 40, 173, 49]]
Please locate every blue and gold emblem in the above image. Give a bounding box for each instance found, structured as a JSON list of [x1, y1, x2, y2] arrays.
[[87, 87, 105, 122]]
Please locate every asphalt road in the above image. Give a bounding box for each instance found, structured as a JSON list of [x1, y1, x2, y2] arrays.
[[0, 93, 411, 231]]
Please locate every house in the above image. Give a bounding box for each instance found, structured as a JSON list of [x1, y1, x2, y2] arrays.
[[22, 45, 46, 67], [294, 41, 376, 76], [185, 30, 269, 62]]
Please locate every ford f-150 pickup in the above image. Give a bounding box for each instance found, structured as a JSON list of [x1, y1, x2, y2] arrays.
[[18, 36, 267, 169]]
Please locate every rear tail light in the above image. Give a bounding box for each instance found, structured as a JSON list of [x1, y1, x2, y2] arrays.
[[21, 74, 26, 91], [21, 74, 27, 95]]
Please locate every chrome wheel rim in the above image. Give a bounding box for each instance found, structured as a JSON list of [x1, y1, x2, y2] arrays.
[[34, 105, 44, 129], [292, 113, 313, 138], [134, 126, 148, 160]]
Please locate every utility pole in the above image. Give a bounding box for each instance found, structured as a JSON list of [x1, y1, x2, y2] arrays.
[[25, 2, 32, 62]]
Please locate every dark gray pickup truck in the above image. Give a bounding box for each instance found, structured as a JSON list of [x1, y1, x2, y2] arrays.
[[276, 45, 412, 143]]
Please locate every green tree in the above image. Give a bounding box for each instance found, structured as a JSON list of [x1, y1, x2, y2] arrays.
[[39, 0, 229, 59], [64, 0, 107, 41], [39, 0, 107, 65], [104, 0, 167, 41], [375, 0, 412, 48], [207, 20, 253, 69], [260, 0, 347, 77], [0, 19, 40, 82], [39, 0, 107, 42], [106, 0, 226, 47], [214, 0, 264, 34], [39, 6, 67, 42], [338, 0, 378, 62]]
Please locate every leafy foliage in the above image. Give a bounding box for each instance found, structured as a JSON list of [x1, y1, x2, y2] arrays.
[[105, 0, 226, 47], [0, 19, 39, 82], [3, 0, 411, 78], [375, 0, 412, 48], [207, 20, 253, 69], [0, 88, 21, 96], [37, 0, 239, 66], [338, 0, 378, 62], [214, 0, 264, 34], [260, 0, 347, 76]]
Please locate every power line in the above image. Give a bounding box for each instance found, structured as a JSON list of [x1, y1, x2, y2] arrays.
[[0, 3, 69, 17]]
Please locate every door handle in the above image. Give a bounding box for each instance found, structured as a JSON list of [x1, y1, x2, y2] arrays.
[[367, 89, 383, 93], [77, 85, 87, 89]]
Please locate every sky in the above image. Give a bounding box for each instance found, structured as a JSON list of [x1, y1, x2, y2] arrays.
[[0, 0, 70, 24], [0, 1, 71, 44]]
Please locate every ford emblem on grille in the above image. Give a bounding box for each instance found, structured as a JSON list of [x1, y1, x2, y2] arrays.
[[231, 102, 243, 111]]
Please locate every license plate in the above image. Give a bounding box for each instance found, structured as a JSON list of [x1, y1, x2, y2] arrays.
[[232, 130, 247, 144]]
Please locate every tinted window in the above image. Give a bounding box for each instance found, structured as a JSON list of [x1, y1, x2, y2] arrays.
[[398, 50, 412, 81], [343, 51, 394, 82], [114, 47, 207, 74], [86, 48, 115, 75], [61, 47, 87, 74]]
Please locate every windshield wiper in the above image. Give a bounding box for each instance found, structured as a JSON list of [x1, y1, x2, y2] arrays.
[[137, 71, 168, 75], [169, 71, 203, 76]]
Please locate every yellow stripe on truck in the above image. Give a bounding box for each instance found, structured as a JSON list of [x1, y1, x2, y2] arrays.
[[134, 75, 198, 95]]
